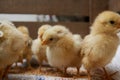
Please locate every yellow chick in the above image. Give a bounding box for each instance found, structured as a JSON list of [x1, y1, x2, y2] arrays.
[[17, 26, 32, 68], [41, 25, 82, 74], [32, 38, 47, 66], [0, 21, 26, 79], [32, 25, 52, 66], [80, 11, 120, 80]]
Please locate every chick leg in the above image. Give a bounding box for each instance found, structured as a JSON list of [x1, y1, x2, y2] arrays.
[[110, 71, 118, 76], [87, 70, 91, 80], [72, 67, 81, 78], [77, 67, 80, 75], [25, 58, 33, 70], [61, 67, 69, 76], [102, 67, 111, 80], [25, 54, 33, 70], [63, 67, 67, 74], [27, 63, 33, 70], [2, 65, 11, 80]]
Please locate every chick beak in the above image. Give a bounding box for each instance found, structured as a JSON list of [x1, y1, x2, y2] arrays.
[[41, 40, 47, 45], [116, 22, 120, 33], [117, 19, 120, 28], [116, 24, 120, 29]]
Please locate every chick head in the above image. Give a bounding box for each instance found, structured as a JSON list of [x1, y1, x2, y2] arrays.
[[41, 25, 71, 46], [38, 24, 52, 39], [0, 20, 16, 42], [17, 26, 29, 35], [0, 20, 15, 36], [0, 20, 15, 29], [92, 11, 120, 33], [0, 20, 15, 27]]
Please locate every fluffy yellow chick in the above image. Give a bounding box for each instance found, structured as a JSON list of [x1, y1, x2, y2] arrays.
[[80, 11, 120, 80], [32, 38, 47, 66], [32, 25, 52, 66], [41, 25, 82, 74], [0, 21, 26, 79], [17, 26, 32, 68]]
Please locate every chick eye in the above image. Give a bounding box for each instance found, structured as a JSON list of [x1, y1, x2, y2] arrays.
[[109, 20, 115, 24], [49, 38, 53, 41]]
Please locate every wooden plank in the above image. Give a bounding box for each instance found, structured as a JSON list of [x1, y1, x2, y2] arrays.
[[89, 0, 109, 23], [109, 0, 120, 12], [14, 22, 89, 39], [8, 75, 87, 80], [0, 0, 89, 16]]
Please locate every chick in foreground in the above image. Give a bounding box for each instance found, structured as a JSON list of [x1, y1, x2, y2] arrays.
[[32, 25, 52, 66], [0, 21, 25, 79], [17, 26, 32, 68], [41, 25, 82, 74], [80, 11, 120, 80]]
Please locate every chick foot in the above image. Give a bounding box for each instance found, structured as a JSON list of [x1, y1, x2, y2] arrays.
[[103, 67, 112, 80], [87, 70, 92, 80], [110, 71, 118, 77], [2, 65, 11, 80]]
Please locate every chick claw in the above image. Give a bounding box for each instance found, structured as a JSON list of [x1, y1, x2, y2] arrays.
[[102, 67, 117, 80], [104, 71, 118, 80], [110, 71, 118, 77]]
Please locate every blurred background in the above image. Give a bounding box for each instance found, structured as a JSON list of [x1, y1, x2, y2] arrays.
[[0, 0, 119, 39]]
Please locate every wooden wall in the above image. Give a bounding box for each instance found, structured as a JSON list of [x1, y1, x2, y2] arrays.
[[0, 0, 90, 38], [0, 0, 89, 16], [89, 0, 109, 23], [14, 22, 89, 39], [109, 0, 120, 12], [0, 0, 113, 39]]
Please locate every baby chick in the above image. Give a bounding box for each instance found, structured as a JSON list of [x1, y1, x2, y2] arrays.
[[41, 25, 82, 74], [0, 21, 26, 79], [17, 26, 32, 68], [31, 24, 52, 66], [80, 11, 120, 80], [32, 38, 47, 66]]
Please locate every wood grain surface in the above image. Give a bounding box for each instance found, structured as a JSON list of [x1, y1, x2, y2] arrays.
[[14, 22, 89, 39], [0, 0, 89, 16]]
